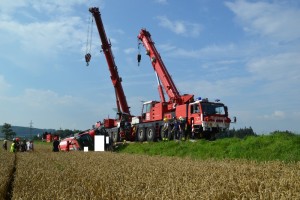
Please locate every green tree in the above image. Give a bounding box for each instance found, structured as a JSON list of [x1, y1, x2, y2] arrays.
[[2, 123, 16, 140], [218, 127, 257, 139]]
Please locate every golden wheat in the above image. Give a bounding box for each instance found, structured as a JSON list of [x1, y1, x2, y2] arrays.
[[8, 144, 300, 200], [0, 149, 15, 200]]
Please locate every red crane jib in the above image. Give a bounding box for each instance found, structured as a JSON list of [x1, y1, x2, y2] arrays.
[[138, 29, 194, 105], [89, 7, 130, 115]]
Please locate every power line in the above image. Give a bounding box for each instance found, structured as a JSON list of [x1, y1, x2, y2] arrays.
[[29, 120, 33, 139]]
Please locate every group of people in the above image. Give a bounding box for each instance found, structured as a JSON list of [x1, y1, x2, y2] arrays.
[[162, 116, 190, 141], [2, 138, 34, 153]]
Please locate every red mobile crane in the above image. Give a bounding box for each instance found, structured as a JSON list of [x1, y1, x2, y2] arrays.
[[88, 7, 133, 142], [84, 8, 234, 143], [135, 29, 234, 141]]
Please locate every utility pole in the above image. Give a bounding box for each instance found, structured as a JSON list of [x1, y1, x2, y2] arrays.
[[29, 120, 33, 139]]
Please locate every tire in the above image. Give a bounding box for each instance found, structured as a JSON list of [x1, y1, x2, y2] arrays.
[[146, 126, 155, 142], [137, 127, 146, 142], [160, 126, 164, 140], [112, 130, 119, 143]]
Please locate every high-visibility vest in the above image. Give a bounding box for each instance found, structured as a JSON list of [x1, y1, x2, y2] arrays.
[[10, 143, 15, 152]]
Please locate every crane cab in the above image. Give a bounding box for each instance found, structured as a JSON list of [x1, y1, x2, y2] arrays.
[[141, 100, 166, 122]]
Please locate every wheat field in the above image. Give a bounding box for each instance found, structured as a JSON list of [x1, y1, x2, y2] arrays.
[[1, 143, 299, 200], [0, 151, 15, 200]]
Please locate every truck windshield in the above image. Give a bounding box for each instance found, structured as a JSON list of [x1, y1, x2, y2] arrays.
[[201, 103, 226, 116]]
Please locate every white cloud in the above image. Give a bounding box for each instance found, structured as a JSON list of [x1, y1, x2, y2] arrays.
[[23, 89, 74, 108], [162, 43, 241, 61], [156, 16, 202, 37], [0, 0, 27, 15], [0, 17, 85, 55], [260, 110, 286, 120], [124, 48, 136, 54], [0, 0, 105, 60], [0, 0, 99, 16], [158, 43, 177, 52], [0, 88, 100, 130], [225, 0, 300, 42], [30, 0, 88, 14], [0, 75, 11, 91], [178, 76, 253, 99], [247, 52, 300, 81], [155, 0, 168, 5]]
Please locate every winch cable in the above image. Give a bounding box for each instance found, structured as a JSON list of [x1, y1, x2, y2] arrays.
[[85, 15, 93, 66]]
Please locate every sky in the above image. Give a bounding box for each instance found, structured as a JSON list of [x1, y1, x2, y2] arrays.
[[0, 0, 299, 134]]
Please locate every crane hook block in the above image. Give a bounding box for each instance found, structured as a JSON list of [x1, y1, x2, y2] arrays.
[[137, 53, 141, 64], [85, 53, 91, 66]]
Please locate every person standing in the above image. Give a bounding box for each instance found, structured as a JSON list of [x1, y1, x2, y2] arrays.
[[15, 138, 20, 152], [29, 141, 34, 151], [172, 117, 180, 140], [162, 118, 169, 141], [20, 140, 27, 152], [179, 116, 186, 141], [2, 140, 7, 151], [26, 140, 30, 151], [53, 138, 60, 152], [10, 139, 16, 153]]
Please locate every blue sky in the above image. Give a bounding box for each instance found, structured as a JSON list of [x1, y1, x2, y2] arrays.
[[0, 0, 299, 134]]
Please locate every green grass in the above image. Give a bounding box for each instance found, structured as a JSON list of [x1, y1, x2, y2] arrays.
[[115, 132, 300, 162]]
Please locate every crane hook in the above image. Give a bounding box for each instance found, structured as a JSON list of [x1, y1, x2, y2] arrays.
[[137, 53, 141, 66], [137, 40, 142, 66], [85, 53, 91, 66]]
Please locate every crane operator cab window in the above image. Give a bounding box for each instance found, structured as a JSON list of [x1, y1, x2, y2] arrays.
[[190, 104, 200, 114], [143, 103, 152, 114], [142, 101, 154, 121]]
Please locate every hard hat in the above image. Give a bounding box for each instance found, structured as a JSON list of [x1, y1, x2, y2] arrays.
[[163, 117, 168, 122], [179, 116, 183, 120]]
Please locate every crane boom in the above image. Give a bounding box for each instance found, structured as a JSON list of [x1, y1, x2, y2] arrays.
[[138, 29, 181, 103], [138, 29, 193, 105], [89, 7, 130, 115]]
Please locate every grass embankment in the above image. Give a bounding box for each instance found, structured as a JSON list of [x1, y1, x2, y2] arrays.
[[116, 132, 300, 162]]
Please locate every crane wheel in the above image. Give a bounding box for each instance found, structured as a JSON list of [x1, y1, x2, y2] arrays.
[[160, 126, 164, 140], [112, 131, 120, 143], [146, 127, 155, 142], [137, 128, 146, 142]]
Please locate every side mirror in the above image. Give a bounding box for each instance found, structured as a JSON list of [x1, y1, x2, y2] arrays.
[[232, 116, 237, 123]]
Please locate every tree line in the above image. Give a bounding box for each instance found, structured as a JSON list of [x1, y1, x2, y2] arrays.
[[1, 123, 82, 140], [1, 123, 16, 140], [217, 127, 257, 139]]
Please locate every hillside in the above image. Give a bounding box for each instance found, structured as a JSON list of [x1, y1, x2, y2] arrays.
[[0, 126, 55, 139]]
